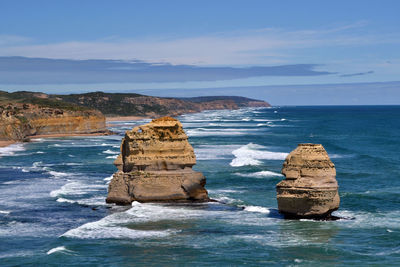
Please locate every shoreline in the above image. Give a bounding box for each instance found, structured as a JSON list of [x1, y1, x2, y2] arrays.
[[0, 140, 16, 148], [1, 116, 148, 149], [30, 132, 110, 139], [0, 132, 110, 148]]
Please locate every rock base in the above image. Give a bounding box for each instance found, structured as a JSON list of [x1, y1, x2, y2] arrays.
[[106, 170, 209, 205]]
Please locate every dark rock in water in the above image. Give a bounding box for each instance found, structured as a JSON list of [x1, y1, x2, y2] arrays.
[[276, 143, 340, 219], [106, 117, 210, 205]]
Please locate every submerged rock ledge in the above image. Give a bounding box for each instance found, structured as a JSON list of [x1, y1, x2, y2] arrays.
[[106, 117, 209, 205]]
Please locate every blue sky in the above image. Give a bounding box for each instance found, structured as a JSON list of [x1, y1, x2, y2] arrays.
[[0, 0, 399, 104]]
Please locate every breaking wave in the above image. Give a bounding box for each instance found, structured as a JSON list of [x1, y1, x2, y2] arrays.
[[235, 171, 283, 178], [0, 144, 25, 157], [230, 143, 288, 167]]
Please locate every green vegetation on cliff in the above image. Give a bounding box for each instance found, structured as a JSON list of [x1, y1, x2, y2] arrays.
[[0, 90, 89, 112], [53, 91, 271, 116], [0, 90, 270, 117]]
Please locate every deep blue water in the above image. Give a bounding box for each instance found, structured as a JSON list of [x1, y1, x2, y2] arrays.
[[1, 106, 400, 266]]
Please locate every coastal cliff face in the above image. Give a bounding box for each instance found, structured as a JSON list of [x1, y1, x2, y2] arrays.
[[276, 144, 340, 219], [0, 103, 106, 141], [107, 117, 209, 205], [56, 92, 271, 117]]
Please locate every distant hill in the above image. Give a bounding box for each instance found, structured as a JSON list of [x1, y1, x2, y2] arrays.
[[53, 91, 271, 117], [0, 90, 270, 117]]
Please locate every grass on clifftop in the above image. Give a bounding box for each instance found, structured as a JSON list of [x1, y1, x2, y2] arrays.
[[0, 91, 90, 111]]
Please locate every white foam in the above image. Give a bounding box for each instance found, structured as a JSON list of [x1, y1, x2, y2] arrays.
[[186, 128, 250, 137], [31, 138, 45, 142], [56, 197, 76, 203], [214, 196, 243, 205], [36, 151, 45, 154], [0, 210, 10, 214], [244, 206, 271, 214], [50, 181, 106, 198], [106, 155, 118, 159], [62, 204, 180, 239], [333, 209, 400, 229], [230, 143, 288, 167], [100, 143, 113, 146], [103, 175, 113, 181], [48, 171, 69, 178], [235, 171, 283, 178], [194, 144, 241, 160], [209, 189, 241, 194], [57, 196, 106, 206], [102, 149, 120, 154], [47, 246, 71, 255], [0, 143, 25, 157]]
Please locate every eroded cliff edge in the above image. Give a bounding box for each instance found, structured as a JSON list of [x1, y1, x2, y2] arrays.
[[0, 91, 107, 141], [106, 117, 209, 205]]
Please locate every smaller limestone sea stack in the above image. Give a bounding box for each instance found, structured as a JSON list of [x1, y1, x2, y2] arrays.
[[106, 117, 209, 205], [276, 144, 340, 219]]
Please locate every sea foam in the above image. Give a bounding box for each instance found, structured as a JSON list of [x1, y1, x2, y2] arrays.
[[235, 171, 283, 178], [243, 205, 271, 214], [0, 144, 25, 157], [47, 246, 72, 255], [230, 143, 288, 167], [102, 149, 120, 154]]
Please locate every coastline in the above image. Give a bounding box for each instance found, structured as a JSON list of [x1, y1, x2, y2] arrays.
[[1, 116, 149, 149], [0, 132, 111, 148], [0, 140, 16, 148], [30, 132, 111, 139]]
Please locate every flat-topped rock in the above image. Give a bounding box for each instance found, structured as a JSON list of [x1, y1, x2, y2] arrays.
[[276, 144, 340, 219], [106, 117, 209, 205]]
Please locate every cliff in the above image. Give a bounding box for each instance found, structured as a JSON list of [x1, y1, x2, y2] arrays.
[[0, 90, 271, 140], [54, 92, 271, 117], [106, 117, 209, 204], [0, 91, 107, 141]]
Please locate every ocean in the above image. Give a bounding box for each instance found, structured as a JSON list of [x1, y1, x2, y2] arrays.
[[1, 106, 399, 266]]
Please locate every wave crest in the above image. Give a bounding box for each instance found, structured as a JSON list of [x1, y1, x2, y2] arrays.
[[230, 143, 288, 167]]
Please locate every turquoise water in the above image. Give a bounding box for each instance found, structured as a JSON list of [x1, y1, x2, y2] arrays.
[[1, 106, 400, 266]]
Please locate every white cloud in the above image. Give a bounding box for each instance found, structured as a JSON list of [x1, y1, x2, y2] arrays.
[[0, 22, 398, 65]]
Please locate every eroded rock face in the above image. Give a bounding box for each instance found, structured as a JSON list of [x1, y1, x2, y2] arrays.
[[106, 117, 209, 205], [276, 144, 340, 219], [0, 104, 107, 141]]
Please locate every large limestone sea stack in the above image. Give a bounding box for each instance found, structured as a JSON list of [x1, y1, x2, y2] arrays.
[[276, 144, 340, 219], [106, 117, 209, 205]]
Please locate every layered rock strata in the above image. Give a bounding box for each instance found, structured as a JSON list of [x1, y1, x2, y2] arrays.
[[0, 103, 107, 141], [276, 144, 340, 219], [106, 117, 209, 205]]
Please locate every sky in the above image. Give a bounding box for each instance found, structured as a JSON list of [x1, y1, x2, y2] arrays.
[[0, 0, 399, 105]]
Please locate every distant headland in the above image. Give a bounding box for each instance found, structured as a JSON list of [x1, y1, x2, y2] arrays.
[[0, 90, 270, 146]]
